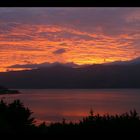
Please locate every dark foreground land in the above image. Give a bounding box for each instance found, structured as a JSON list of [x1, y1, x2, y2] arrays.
[[0, 86, 20, 95], [0, 99, 139, 138]]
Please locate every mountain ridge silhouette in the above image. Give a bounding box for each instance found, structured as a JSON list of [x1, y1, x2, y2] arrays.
[[1, 59, 140, 88]]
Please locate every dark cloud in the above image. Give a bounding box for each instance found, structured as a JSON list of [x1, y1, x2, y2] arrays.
[[0, 45, 44, 51], [1, 35, 34, 41], [8, 62, 51, 69], [32, 30, 95, 41], [57, 32, 94, 40], [53, 48, 66, 55], [8, 61, 78, 69], [47, 46, 54, 48], [0, 8, 139, 35]]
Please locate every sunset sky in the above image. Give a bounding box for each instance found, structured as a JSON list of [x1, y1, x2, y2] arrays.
[[0, 8, 140, 72]]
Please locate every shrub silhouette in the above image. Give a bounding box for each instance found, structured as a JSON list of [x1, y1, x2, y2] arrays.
[[47, 109, 140, 135]]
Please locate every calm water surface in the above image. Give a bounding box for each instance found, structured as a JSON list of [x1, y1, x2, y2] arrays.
[[0, 89, 140, 124]]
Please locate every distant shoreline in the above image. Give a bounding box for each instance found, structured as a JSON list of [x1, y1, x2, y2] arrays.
[[0, 89, 20, 95]]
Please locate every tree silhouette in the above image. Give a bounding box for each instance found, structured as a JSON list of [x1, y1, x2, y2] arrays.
[[0, 99, 35, 133]]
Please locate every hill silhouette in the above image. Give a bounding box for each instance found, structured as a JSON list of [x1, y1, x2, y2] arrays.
[[0, 58, 140, 88]]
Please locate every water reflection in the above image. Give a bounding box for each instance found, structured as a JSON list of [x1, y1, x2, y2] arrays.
[[0, 89, 140, 124]]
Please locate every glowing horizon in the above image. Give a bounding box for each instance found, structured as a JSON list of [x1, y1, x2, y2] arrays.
[[0, 8, 140, 72]]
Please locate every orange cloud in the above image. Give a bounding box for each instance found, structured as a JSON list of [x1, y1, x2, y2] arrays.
[[0, 23, 140, 72]]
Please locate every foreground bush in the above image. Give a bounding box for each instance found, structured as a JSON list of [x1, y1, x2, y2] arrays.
[[0, 99, 140, 136]]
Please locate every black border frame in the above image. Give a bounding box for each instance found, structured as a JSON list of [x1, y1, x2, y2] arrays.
[[0, 0, 140, 7]]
